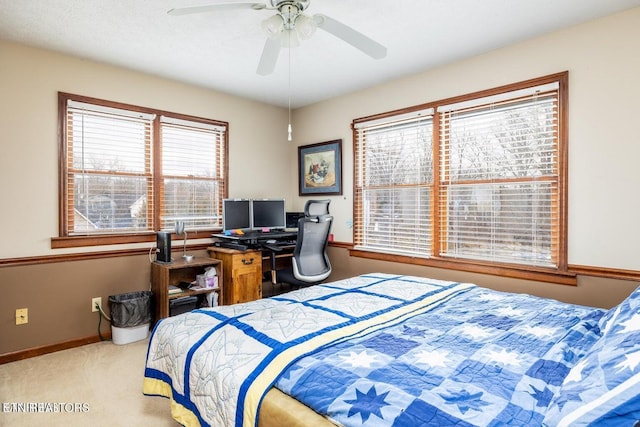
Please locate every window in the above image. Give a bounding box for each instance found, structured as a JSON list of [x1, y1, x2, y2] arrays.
[[159, 116, 226, 231], [353, 73, 568, 277], [57, 93, 228, 246]]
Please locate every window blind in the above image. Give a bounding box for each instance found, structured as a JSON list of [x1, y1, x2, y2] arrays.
[[352, 73, 566, 271], [354, 113, 434, 256], [438, 87, 560, 267], [66, 102, 153, 234], [160, 120, 226, 230], [61, 93, 229, 240]]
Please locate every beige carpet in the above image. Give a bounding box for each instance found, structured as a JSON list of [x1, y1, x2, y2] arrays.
[[0, 338, 176, 426]]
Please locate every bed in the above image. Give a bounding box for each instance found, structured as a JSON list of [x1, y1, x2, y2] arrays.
[[143, 273, 640, 426]]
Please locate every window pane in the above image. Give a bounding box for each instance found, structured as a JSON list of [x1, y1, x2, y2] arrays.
[[162, 178, 219, 230], [162, 125, 217, 177], [364, 120, 433, 186], [445, 95, 558, 181], [355, 116, 433, 256], [362, 186, 431, 255], [161, 123, 224, 230], [441, 182, 554, 267], [440, 90, 559, 267], [70, 112, 148, 173], [73, 174, 149, 232], [67, 105, 152, 235]]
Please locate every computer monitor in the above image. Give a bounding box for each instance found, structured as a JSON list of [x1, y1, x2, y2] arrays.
[[251, 199, 286, 231], [222, 199, 251, 231], [286, 212, 304, 229]]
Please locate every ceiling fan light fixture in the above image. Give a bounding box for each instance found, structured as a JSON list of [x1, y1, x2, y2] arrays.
[[281, 29, 300, 48], [169, 0, 387, 77], [295, 14, 316, 40], [262, 14, 284, 38]]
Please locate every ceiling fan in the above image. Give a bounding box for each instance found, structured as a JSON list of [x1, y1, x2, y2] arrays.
[[168, 0, 387, 76]]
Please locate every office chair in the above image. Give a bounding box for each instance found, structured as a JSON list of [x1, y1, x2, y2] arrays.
[[265, 200, 333, 289], [304, 199, 330, 216]]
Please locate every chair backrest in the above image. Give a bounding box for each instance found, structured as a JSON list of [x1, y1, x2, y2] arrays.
[[304, 199, 330, 217], [291, 213, 333, 283]]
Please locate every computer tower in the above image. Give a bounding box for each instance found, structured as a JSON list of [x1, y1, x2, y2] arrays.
[[156, 231, 171, 263]]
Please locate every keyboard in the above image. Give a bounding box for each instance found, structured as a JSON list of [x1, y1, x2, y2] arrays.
[[214, 241, 249, 251]]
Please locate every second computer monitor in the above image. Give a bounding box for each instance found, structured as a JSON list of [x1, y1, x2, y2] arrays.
[[252, 199, 286, 231]]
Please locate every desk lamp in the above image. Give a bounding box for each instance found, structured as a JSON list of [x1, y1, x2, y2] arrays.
[[174, 221, 194, 262]]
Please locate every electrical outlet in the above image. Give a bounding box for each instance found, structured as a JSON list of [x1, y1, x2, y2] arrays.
[[16, 308, 28, 325], [92, 297, 102, 313]]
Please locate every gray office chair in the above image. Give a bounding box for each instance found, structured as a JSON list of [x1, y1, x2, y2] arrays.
[[304, 199, 330, 217], [266, 200, 333, 288]]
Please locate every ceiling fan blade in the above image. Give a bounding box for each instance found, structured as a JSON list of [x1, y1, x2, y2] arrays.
[[313, 14, 386, 60], [168, 2, 266, 16], [257, 36, 281, 76]]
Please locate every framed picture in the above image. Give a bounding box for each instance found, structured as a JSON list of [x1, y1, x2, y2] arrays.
[[298, 139, 342, 196]]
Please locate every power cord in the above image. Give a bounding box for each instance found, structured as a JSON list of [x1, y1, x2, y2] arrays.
[[148, 246, 157, 263], [95, 301, 111, 342]]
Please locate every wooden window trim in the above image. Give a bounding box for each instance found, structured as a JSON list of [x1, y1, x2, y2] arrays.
[[50, 230, 216, 249], [55, 92, 228, 249], [349, 248, 576, 285], [352, 72, 569, 280]]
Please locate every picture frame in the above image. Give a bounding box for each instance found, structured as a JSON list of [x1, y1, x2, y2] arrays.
[[298, 139, 342, 196]]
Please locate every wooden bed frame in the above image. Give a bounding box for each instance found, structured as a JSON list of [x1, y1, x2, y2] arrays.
[[259, 388, 336, 427]]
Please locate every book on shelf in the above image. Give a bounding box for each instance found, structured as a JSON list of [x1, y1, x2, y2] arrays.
[[189, 286, 220, 292], [168, 285, 182, 295]]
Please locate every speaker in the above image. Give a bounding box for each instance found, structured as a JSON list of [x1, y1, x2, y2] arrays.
[[156, 231, 171, 263]]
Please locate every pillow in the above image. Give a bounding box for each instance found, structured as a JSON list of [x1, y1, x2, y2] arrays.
[[543, 285, 640, 426], [596, 285, 640, 334]]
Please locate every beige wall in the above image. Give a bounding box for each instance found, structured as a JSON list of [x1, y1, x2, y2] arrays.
[[293, 7, 640, 272], [0, 40, 295, 355], [0, 39, 295, 260], [0, 254, 154, 354], [326, 247, 639, 311]]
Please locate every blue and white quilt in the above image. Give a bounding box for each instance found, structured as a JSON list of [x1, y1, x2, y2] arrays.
[[144, 273, 640, 427], [144, 274, 474, 426], [274, 276, 607, 426]]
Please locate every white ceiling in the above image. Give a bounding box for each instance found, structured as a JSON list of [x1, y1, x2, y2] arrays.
[[1, 0, 639, 108]]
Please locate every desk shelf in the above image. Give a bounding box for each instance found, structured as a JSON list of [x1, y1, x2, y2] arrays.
[[151, 257, 222, 323], [168, 286, 221, 300]]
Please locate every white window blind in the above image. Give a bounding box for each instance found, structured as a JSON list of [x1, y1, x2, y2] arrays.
[[160, 119, 226, 230], [354, 112, 434, 256], [439, 87, 560, 267], [66, 102, 153, 234], [62, 94, 228, 239], [352, 74, 566, 270]]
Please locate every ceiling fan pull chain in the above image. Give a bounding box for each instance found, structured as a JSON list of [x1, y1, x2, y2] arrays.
[[287, 17, 293, 142]]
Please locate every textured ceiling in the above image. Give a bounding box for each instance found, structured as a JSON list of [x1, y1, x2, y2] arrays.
[[1, 0, 639, 108]]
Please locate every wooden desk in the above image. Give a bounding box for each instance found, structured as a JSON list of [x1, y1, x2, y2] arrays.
[[207, 247, 262, 305]]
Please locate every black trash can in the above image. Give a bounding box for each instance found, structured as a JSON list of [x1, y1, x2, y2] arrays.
[[108, 291, 152, 345]]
